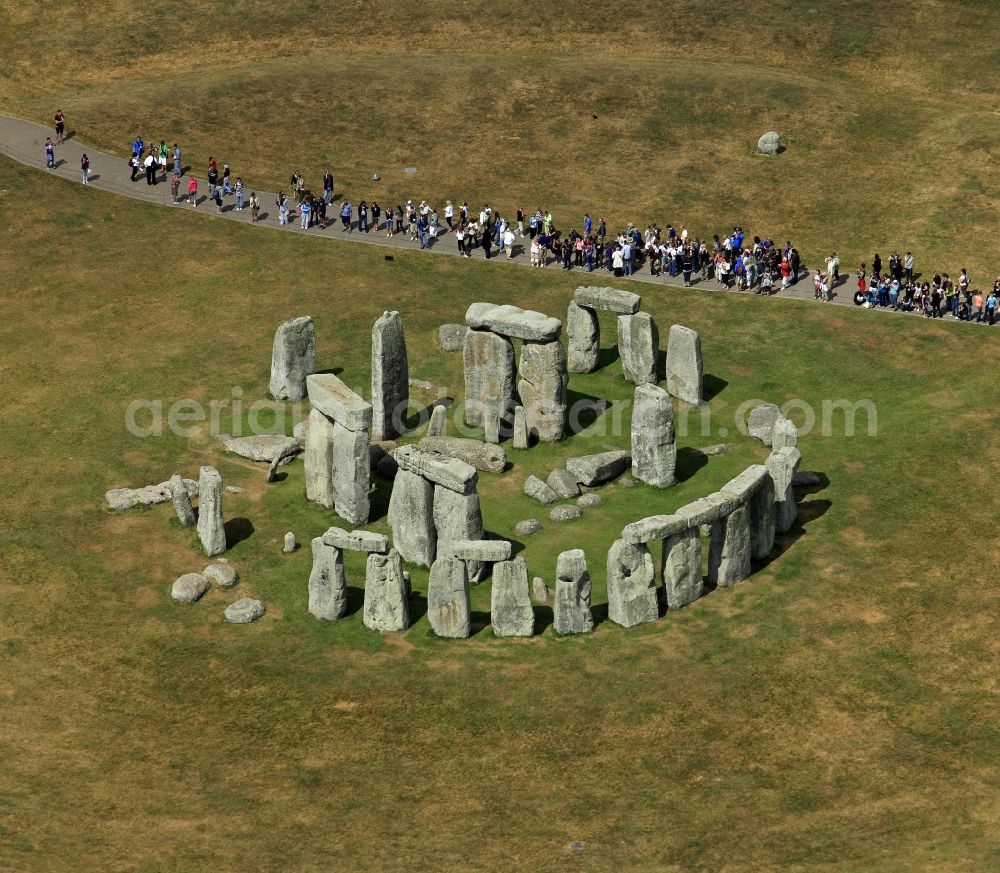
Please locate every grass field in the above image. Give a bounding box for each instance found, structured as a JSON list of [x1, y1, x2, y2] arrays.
[[0, 151, 997, 871], [2, 1, 999, 286]]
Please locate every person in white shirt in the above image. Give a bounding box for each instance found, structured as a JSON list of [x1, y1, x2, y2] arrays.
[[504, 228, 516, 258]]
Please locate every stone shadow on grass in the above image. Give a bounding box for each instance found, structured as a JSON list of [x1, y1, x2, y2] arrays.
[[565, 388, 608, 436], [314, 366, 343, 376], [533, 603, 554, 635], [753, 497, 831, 573], [368, 475, 393, 524], [595, 345, 621, 372], [703, 373, 728, 402], [673, 446, 709, 483], [469, 610, 492, 637], [223, 517, 255, 547], [344, 584, 365, 617]]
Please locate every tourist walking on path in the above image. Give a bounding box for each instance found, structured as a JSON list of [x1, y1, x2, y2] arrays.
[[54, 109, 65, 144], [323, 172, 334, 204], [44, 137, 54, 168], [129, 154, 140, 182], [173, 144, 182, 176], [277, 192, 290, 225], [214, 184, 224, 213], [250, 192, 260, 223], [207, 158, 218, 195], [144, 152, 157, 185], [235, 177, 245, 211], [80, 153, 89, 184], [187, 177, 198, 206], [170, 171, 180, 202], [340, 199, 352, 231], [300, 197, 312, 229]]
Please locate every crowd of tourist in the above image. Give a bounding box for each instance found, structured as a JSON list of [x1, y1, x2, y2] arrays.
[[43, 112, 1000, 326]]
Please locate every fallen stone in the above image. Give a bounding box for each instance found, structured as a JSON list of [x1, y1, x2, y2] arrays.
[[304, 407, 336, 508], [217, 433, 301, 464], [577, 492, 604, 507], [524, 475, 559, 504], [363, 549, 410, 631], [532, 576, 549, 603], [388, 468, 436, 567], [169, 474, 196, 526], [266, 440, 301, 484], [197, 466, 226, 557], [512, 405, 528, 449], [606, 539, 658, 628], [433, 485, 486, 583], [546, 468, 580, 500], [105, 477, 198, 511], [465, 302, 562, 342], [549, 505, 582, 522], [664, 325, 703, 406], [371, 310, 409, 441], [566, 450, 631, 486], [661, 529, 703, 609], [708, 503, 752, 588], [306, 373, 373, 432], [771, 418, 798, 450], [269, 316, 316, 402], [427, 556, 471, 638], [419, 435, 505, 473], [514, 518, 542, 537], [395, 444, 478, 494], [617, 312, 659, 385], [203, 563, 238, 589], [426, 404, 447, 437], [322, 526, 389, 553], [566, 301, 600, 374], [766, 447, 802, 534], [331, 420, 370, 526], [573, 285, 641, 314], [491, 557, 535, 637], [225, 597, 265, 624], [293, 419, 309, 441], [441, 539, 512, 562], [308, 537, 347, 620], [692, 443, 729, 457], [463, 329, 516, 429], [518, 339, 568, 442], [408, 377, 443, 393], [757, 130, 781, 155], [283, 532, 297, 553], [747, 404, 784, 446], [224, 486, 245, 494], [553, 549, 593, 635], [171, 573, 208, 604], [437, 323, 469, 351], [630, 383, 676, 488]]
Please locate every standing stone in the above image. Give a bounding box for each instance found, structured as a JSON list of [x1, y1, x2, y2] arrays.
[[553, 549, 593, 635], [532, 577, 549, 603], [708, 504, 752, 588], [766, 447, 802, 534], [427, 556, 471, 638], [433, 485, 485, 582], [304, 407, 336, 509], [269, 316, 316, 402], [363, 549, 410, 632], [196, 466, 226, 557], [512, 405, 528, 449], [630, 384, 676, 488], [771, 418, 798, 450], [169, 473, 196, 526], [371, 311, 409, 441], [664, 325, 703, 406], [567, 301, 600, 374], [748, 404, 784, 445], [427, 403, 447, 437], [606, 539, 658, 628], [518, 339, 568, 442], [491, 557, 534, 637], [749, 476, 776, 560], [332, 421, 370, 526], [387, 469, 436, 567], [661, 528, 703, 609], [463, 329, 516, 428], [484, 412, 501, 445], [283, 531, 297, 553], [437, 323, 469, 351], [617, 312, 659, 385], [308, 537, 347, 620]]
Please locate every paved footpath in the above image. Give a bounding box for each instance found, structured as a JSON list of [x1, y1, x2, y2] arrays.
[[0, 112, 969, 323]]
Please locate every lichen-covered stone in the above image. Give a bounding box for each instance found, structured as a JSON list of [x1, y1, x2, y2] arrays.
[[437, 323, 469, 351], [630, 383, 676, 488], [491, 557, 534, 637], [322, 527, 389, 553], [567, 301, 600, 374], [171, 573, 208, 604], [524, 475, 559, 504], [332, 421, 370, 526], [465, 302, 562, 342], [433, 485, 485, 583], [606, 539, 658, 627], [363, 549, 409, 631], [747, 404, 784, 446], [426, 404, 447, 437], [269, 316, 316, 401], [203, 563, 238, 589], [749, 475, 776, 559], [553, 549, 593, 635], [766, 447, 802, 534], [395, 444, 478, 494], [304, 408, 336, 509], [549, 505, 582, 522], [708, 504, 752, 588], [518, 340, 568, 442], [577, 492, 604, 507], [617, 312, 659, 385], [419, 436, 505, 473], [308, 537, 347, 620], [757, 131, 781, 155], [573, 285, 641, 314], [512, 405, 528, 449], [462, 328, 516, 428], [661, 528, 703, 608], [771, 418, 798, 450], [169, 473, 196, 526], [196, 466, 226, 557], [225, 597, 265, 624], [546, 468, 580, 500], [371, 310, 409, 441], [306, 373, 373, 432], [427, 556, 471, 638], [514, 518, 541, 537], [566, 450, 631, 486], [664, 324, 703, 406], [387, 468, 436, 567], [440, 539, 512, 562]]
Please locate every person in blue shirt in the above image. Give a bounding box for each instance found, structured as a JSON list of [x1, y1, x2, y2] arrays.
[[300, 197, 311, 229], [132, 136, 144, 158], [583, 213, 592, 236], [340, 200, 353, 232], [417, 215, 430, 248], [622, 241, 633, 276], [44, 137, 54, 168]]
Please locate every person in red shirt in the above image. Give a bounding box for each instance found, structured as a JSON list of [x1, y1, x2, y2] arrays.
[[187, 177, 198, 206], [779, 258, 791, 290]]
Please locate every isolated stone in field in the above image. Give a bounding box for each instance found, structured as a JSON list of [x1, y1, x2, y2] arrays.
[[196, 466, 226, 557], [514, 518, 541, 537], [546, 468, 580, 500], [363, 549, 410, 632], [617, 312, 659, 385], [567, 301, 600, 374], [426, 403, 447, 437], [308, 537, 347, 620], [566, 450, 631, 486], [169, 473, 196, 526], [427, 556, 471, 638], [661, 528, 703, 609], [766, 447, 802, 534], [306, 373, 373, 432], [387, 468, 437, 567], [465, 302, 562, 342], [757, 131, 781, 155], [518, 339, 568, 442], [524, 475, 559, 504], [283, 532, 297, 553], [663, 324, 703, 406], [331, 421, 371, 526], [433, 484, 486, 583], [491, 557, 535, 637], [512, 405, 528, 449], [437, 323, 469, 351], [573, 286, 641, 314], [171, 573, 209, 604], [553, 549, 593, 635], [771, 418, 798, 450], [577, 492, 604, 507], [304, 407, 336, 508], [394, 444, 478, 494], [532, 577, 549, 603], [606, 539, 658, 628], [630, 383, 676, 488], [419, 435, 505, 473], [322, 527, 389, 553], [269, 316, 316, 402], [225, 597, 265, 624], [463, 328, 517, 428], [747, 404, 784, 446], [203, 563, 238, 589], [708, 504, 752, 588], [549, 505, 582, 522], [371, 310, 409, 441]]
